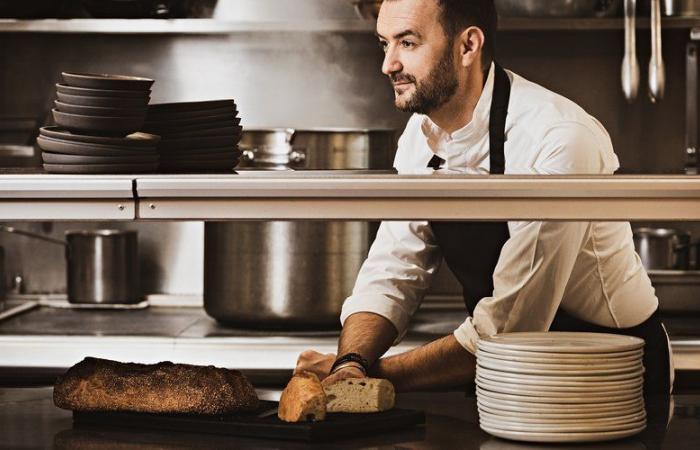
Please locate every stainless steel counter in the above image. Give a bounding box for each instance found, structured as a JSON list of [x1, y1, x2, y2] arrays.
[[2, 387, 697, 449]]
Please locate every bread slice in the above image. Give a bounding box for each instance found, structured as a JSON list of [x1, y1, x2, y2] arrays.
[[278, 371, 326, 422], [53, 357, 259, 415], [323, 378, 395, 413]]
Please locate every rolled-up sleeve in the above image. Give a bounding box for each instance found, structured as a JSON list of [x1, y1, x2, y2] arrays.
[[341, 220, 442, 343], [454, 120, 609, 354]]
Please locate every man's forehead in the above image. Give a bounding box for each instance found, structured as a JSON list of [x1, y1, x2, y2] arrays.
[[376, 0, 439, 38]]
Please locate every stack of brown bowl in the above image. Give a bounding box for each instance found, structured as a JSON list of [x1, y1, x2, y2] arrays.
[[143, 100, 242, 172], [40, 72, 156, 174]]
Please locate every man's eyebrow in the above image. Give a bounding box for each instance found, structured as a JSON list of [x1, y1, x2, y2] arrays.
[[375, 29, 422, 40]]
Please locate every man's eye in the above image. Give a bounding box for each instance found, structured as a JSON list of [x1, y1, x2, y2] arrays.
[[400, 40, 415, 49], [379, 41, 388, 52]]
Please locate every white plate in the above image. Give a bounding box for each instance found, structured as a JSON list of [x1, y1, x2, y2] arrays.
[[478, 409, 646, 426], [479, 423, 646, 443], [477, 353, 641, 371], [477, 387, 642, 405], [475, 346, 644, 360], [477, 401, 646, 420], [476, 348, 643, 364], [476, 393, 645, 412], [479, 417, 646, 433], [476, 365, 645, 384], [477, 357, 643, 375], [478, 332, 644, 354], [476, 377, 643, 397]]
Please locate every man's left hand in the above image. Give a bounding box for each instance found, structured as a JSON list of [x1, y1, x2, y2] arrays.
[[294, 350, 336, 381]]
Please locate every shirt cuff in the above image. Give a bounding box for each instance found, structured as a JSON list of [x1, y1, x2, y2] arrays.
[[340, 294, 411, 344], [453, 317, 481, 355]]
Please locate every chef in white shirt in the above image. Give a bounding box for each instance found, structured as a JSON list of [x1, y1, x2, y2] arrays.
[[296, 0, 673, 395]]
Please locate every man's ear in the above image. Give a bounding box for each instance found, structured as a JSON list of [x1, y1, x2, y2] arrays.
[[458, 26, 485, 68]]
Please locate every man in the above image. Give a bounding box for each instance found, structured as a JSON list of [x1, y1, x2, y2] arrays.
[[296, 0, 672, 395]]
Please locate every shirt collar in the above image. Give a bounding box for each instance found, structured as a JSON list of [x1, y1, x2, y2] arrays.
[[420, 62, 496, 153]]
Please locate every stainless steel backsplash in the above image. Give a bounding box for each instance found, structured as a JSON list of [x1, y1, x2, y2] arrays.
[[0, 0, 696, 296]]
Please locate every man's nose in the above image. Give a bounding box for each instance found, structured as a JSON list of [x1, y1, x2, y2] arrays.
[[382, 47, 402, 76]]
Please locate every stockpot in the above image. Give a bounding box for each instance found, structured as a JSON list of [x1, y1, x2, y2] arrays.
[[633, 227, 694, 270], [204, 128, 396, 328], [0, 226, 139, 304]]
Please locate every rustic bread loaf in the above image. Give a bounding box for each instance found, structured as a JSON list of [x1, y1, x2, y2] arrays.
[[53, 357, 259, 414], [324, 377, 395, 413], [278, 371, 326, 422]]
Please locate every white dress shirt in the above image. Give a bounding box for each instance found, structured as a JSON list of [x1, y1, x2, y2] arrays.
[[340, 64, 660, 355]]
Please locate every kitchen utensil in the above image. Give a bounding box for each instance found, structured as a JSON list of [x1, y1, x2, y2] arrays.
[[478, 423, 646, 444], [662, 0, 700, 16], [39, 127, 160, 148], [52, 109, 146, 136], [72, 400, 425, 442], [56, 84, 151, 99], [146, 106, 234, 121], [37, 136, 157, 157], [478, 331, 645, 353], [204, 128, 396, 328], [148, 99, 235, 113], [159, 135, 237, 150], [145, 113, 237, 129], [633, 227, 692, 270], [56, 93, 150, 108], [495, 0, 623, 17], [43, 162, 157, 174], [61, 72, 155, 91], [622, 0, 640, 102], [0, 226, 140, 304], [648, 0, 666, 102], [162, 125, 241, 139], [41, 151, 158, 165], [159, 150, 239, 161], [54, 101, 147, 118]]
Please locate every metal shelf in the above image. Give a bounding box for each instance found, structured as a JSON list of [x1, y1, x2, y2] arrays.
[[0, 17, 699, 34], [135, 173, 700, 221]]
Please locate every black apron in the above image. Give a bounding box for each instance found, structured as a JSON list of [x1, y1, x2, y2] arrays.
[[427, 64, 670, 395]]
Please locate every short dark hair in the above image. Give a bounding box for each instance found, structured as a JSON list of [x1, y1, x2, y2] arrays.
[[436, 0, 498, 68]]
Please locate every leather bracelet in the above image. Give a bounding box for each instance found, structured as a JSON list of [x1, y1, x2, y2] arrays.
[[330, 353, 370, 374], [330, 361, 366, 376]]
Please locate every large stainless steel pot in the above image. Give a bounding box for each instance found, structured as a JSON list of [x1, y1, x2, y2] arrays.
[[0, 245, 5, 303], [204, 128, 396, 328], [0, 226, 139, 304], [662, 0, 700, 16], [633, 227, 692, 270], [495, 0, 622, 17]]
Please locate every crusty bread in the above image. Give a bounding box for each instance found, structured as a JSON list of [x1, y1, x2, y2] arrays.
[[53, 357, 259, 414], [324, 378, 395, 413], [278, 371, 326, 422]]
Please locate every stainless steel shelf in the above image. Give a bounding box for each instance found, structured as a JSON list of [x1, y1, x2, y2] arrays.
[[0, 17, 698, 34], [135, 174, 700, 221]]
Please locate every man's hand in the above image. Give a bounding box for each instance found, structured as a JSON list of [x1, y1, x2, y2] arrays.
[[294, 350, 336, 380], [321, 365, 366, 388]]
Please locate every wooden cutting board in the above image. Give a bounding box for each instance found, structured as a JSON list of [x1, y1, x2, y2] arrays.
[[72, 400, 425, 442]]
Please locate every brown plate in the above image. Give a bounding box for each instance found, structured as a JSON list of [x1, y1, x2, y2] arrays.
[[56, 92, 150, 108], [56, 83, 150, 99], [144, 113, 238, 129], [55, 101, 147, 117], [148, 99, 236, 113], [43, 162, 158, 174], [42, 152, 159, 165], [146, 119, 241, 136], [62, 72, 155, 91], [37, 136, 158, 157], [52, 109, 145, 136], [146, 106, 237, 121], [159, 135, 239, 150], [159, 145, 240, 156], [162, 126, 242, 139], [159, 151, 240, 162], [40, 127, 160, 148]]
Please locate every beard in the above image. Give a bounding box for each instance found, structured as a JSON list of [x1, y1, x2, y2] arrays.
[[391, 44, 459, 115]]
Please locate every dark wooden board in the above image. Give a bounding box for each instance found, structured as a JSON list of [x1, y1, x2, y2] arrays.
[[73, 400, 425, 442]]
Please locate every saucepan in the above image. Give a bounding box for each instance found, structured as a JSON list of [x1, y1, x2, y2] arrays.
[[0, 225, 139, 304], [633, 227, 699, 270]]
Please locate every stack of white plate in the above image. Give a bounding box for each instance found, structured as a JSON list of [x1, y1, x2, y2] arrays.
[[475, 332, 646, 443]]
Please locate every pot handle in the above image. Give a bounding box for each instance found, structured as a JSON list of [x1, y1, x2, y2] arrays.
[[0, 225, 67, 247]]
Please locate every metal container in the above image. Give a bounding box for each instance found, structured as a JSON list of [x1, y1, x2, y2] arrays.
[[662, 0, 700, 16], [66, 230, 139, 304], [0, 246, 5, 303], [633, 227, 692, 270], [495, 0, 622, 17], [204, 128, 395, 328]]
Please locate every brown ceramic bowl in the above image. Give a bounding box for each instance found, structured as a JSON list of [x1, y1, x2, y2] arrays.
[[61, 72, 155, 91], [56, 92, 150, 108], [56, 83, 150, 99], [55, 100, 147, 117], [52, 109, 146, 136]]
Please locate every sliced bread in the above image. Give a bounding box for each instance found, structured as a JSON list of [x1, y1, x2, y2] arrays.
[[324, 378, 395, 413], [278, 371, 327, 422]]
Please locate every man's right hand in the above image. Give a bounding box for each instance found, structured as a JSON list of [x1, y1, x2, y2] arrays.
[[321, 365, 366, 388], [294, 350, 336, 380]]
